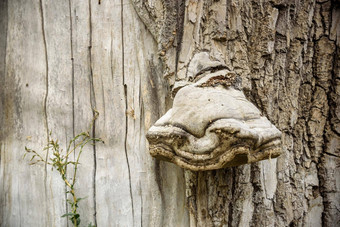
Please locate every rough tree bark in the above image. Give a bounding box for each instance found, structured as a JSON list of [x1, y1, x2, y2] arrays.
[[0, 0, 339, 227]]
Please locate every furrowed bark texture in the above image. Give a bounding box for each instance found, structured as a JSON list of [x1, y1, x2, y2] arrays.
[[0, 0, 339, 227], [177, 1, 340, 226]]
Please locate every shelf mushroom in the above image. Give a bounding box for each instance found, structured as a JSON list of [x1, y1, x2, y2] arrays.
[[146, 53, 282, 171]]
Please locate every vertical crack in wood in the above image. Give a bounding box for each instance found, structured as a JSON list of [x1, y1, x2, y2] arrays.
[[110, 30, 114, 87], [0, 1, 8, 223], [0, 0, 7, 146], [100, 77, 106, 122], [67, 0, 74, 226], [39, 0, 50, 224], [88, 1, 97, 225], [175, 0, 185, 74], [121, 0, 135, 224], [139, 58, 144, 227], [154, 160, 165, 224]]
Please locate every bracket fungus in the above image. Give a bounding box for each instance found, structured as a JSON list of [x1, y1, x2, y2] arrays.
[[146, 53, 282, 171]]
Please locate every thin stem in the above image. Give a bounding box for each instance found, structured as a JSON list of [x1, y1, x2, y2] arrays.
[[66, 134, 88, 158], [72, 138, 101, 187], [24, 112, 101, 227]]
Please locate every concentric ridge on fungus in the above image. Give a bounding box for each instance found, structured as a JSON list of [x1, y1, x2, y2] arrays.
[[146, 75, 282, 171], [146, 52, 282, 171]]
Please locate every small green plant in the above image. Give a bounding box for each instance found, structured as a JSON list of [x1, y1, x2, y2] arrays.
[[24, 111, 102, 227]]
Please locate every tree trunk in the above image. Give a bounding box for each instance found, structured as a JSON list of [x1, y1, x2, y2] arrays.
[[0, 0, 339, 227]]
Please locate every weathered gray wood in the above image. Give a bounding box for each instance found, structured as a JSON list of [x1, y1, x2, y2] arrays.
[[90, 1, 134, 226], [67, 0, 96, 226], [1, 0, 339, 227], [43, 1, 75, 226], [1, 1, 52, 226]]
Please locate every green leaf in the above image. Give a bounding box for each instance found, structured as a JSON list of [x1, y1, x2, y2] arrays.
[[67, 161, 77, 165], [61, 213, 74, 217], [24, 114, 102, 227], [30, 155, 36, 161], [77, 197, 88, 202]]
